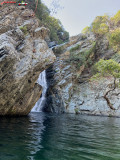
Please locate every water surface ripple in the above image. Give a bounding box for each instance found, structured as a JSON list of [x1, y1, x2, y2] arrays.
[[0, 113, 120, 160]]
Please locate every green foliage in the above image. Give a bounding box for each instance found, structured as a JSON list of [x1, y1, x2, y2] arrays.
[[85, 42, 96, 56], [33, 0, 69, 43], [84, 10, 120, 42], [99, 23, 109, 34], [70, 53, 85, 69], [27, 0, 69, 43], [111, 10, 120, 25], [94, 59, 120, 79], [90, 73, 102, 81], [112, 52, 120, 63], [91, 62, 99, 75], [53, 45, 65, 54], [82, 26, 90, 34], [84, 10, 120, 39], [19, 26, 28, 35], [91, 15, 109, 35], [70, 44, 80, 52], [44, 16, 69, 43], [74, 107, 79, 114], [108, 28, 120, 51], [69, 42, 96, 69]]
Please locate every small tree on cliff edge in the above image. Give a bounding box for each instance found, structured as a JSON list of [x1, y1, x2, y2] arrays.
[[94, 59, 120, 110]]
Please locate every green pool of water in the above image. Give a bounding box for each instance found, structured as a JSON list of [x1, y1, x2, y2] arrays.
[[0, 112, 120, 160]]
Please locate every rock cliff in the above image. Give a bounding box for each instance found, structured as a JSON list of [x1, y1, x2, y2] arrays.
[[45, 33, 120, 117], [0, 5, 56, 115]]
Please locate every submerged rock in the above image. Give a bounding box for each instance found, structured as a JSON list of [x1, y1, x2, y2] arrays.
[[0, 5, 56, 115]]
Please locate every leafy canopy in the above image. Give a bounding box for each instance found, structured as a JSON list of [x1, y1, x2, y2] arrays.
[[108, 28, 120, 51], [91, 15, 109, 35], [95, 59, 120, 78], [28, 0, 69, 43], [82, 26, 90, 34], [111, 10, 120, 25]]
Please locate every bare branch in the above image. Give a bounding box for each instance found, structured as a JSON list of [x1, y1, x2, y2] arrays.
[[104, 78, 116, 110]]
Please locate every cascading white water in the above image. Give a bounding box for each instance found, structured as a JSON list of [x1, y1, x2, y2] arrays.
[[31, 70, 47, 112]]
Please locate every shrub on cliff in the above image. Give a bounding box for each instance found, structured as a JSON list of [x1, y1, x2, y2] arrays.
[[91, 15, 109, 35], [108, 28, 120, 51], [28, 0, 69, 44], [82, 26, 90, 34], [19, 26, 28, 35], [112, 52, 120, 63], [111, 10, 120, 26], [70, 42, 96, 69], [43, 16, 69, 43], [70, 44, 80, 52], [95, 59, 120, 78]]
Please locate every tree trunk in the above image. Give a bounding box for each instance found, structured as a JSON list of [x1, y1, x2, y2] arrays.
[[104, 78, 116, 110]]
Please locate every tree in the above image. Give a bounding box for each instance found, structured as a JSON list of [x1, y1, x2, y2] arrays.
[[108, 28, 120, 51], [28, 0, 69, 43], [99, 23, 109, 34], [95, 59, 120, 110], [91, 15, 109, 36], [82, 26, 90, 34], [111, 10, 120, 26]]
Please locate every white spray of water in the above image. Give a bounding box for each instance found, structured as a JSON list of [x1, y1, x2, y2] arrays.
[[31, 70, 47, 112]]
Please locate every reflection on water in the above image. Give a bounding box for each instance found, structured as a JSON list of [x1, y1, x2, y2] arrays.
[[0, 113, 120, 160], [0, 113, 46, 160]]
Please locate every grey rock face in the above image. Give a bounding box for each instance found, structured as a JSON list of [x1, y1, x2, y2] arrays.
[[0, 5, 56, 115], [68, 79, 120, 117], [46, 33, 120, 117]]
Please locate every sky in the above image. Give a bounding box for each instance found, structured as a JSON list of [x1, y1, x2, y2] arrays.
[[42, 0, 120, 36]]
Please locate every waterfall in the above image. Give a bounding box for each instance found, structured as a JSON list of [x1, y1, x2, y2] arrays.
[[31, 70, 47, 112]]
